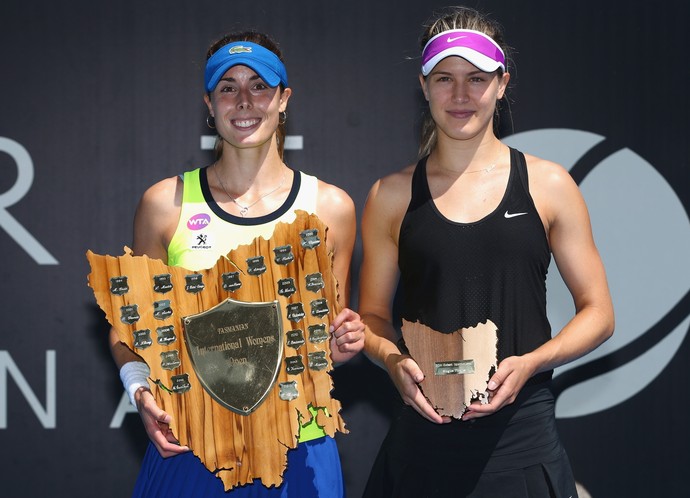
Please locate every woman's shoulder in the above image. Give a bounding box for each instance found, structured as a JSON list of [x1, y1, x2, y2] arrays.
[[305, 174, 356, 230], [313, 176, 354, 209], [368, 162, 417, 204], [520, 151, 586, 225], [521, 151, 576, 190], [132, 174, 185, 258], [136, 174, 184, 223], [141, 174, 182, 204]]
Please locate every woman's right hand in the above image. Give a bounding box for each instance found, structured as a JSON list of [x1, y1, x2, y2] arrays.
[[384, 353, 449, 424], [134, 387, 190, 457]]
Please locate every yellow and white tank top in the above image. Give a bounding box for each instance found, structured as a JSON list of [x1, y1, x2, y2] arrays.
[[168, 167, 318, 270], [168, 167, 326, 442]]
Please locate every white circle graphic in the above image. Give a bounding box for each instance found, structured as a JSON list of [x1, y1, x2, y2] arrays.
[[504, 129, 690, 418]]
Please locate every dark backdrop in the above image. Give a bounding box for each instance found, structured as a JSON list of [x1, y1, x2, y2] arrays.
[[1, 1, 689, 497]]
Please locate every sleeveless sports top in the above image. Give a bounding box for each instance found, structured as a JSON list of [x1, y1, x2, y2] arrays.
[[167, 166, 326, 441], [168, 167, 317, 270], [398, 148, 552, 379]]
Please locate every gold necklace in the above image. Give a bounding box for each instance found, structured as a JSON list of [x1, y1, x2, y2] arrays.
[[213, 164, 287, 217]]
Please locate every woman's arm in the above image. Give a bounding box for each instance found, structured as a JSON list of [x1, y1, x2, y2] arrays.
[[464, 157, 614, 420], [315, 181, 365, 364], [524, 158, 615, 371], [359, 171, 448, 424], [109, 175, 189, 456]]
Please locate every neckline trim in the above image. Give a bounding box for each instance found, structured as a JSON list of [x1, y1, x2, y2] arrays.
[[419, 149, 516, 226], [199, 166, 301, 226]]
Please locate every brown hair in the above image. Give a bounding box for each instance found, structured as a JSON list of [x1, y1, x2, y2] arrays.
[[206, 30, 288, 159], [418, 7, 512, 158]]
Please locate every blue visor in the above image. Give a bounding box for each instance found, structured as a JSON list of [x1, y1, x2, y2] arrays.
[[204, 41, 288, 92]]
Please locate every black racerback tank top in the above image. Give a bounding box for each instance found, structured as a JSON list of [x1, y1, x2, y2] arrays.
[[398, 147, 552, 374]]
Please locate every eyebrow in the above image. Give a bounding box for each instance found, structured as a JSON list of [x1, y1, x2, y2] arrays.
[[218, 74, 263, 84]]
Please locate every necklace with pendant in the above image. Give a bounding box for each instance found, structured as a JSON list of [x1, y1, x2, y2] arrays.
[[213, 164, 287, 217], [464, 162, 497, 174], [436, 149, 501, 175]]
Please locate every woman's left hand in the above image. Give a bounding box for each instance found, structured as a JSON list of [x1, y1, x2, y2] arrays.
[[329, 307, 365, 364], [462, 354, 536, 420]]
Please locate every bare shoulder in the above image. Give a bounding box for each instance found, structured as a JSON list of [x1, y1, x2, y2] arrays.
[[138, 175, 182, 213], [312, 178, 356, 260], [314, 178, 356, 231], [523, 153, 577, 192], [523, 152, 588, 229], [375, 163, 416, 192], [315, 179, 355, 214], [367, 163, 415, 208], [364, 163, 416, 224], [133, 175, 183, 257]]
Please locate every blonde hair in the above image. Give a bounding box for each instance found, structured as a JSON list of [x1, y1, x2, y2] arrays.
[[418, 7, 512, 158]]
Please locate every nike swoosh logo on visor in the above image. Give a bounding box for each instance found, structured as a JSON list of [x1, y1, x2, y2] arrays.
[[504, 211, 528, 218], [446, 36, 467, 43]]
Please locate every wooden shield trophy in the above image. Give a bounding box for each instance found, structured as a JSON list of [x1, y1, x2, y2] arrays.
[[87, 211, 346, 491], [401, 320, 498, 419]]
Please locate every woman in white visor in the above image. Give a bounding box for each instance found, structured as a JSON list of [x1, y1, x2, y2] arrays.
[[360, 6, 614, 497]]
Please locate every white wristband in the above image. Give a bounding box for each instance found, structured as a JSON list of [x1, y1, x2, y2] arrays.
[[119, 361, 151, 407]]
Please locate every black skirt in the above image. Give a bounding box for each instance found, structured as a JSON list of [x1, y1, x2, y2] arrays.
[[362, 382, 578, 498]]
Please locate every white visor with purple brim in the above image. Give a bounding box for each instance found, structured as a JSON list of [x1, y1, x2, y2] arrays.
[[421, 29, 506, 75]]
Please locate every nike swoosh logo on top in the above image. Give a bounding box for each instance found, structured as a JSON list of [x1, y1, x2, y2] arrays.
[[504, 211, 528, 219], [446, 36, 467, 43]]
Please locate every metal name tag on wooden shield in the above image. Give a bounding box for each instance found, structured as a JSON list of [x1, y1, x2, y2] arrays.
[[183, 298, 283, 415], [402, 319, 498, 419], [86, 211, 348, 492]]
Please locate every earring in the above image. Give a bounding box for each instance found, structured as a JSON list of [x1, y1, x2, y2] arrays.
[[278, 111, 287, 125], [206, 115, 216, 129]]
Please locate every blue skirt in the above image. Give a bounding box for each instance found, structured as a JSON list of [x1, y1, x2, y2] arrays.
[[132, 436, 344, 497]]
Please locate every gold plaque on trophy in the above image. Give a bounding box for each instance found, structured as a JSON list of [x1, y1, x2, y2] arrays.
[[87, 211, 347, 491]]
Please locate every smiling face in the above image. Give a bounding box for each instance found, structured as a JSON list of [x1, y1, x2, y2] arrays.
[[204, 64, 291, 152], [420, 56, 509, 145]]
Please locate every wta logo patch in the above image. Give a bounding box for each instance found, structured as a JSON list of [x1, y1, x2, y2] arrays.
[[187, 213, 211, 230]]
